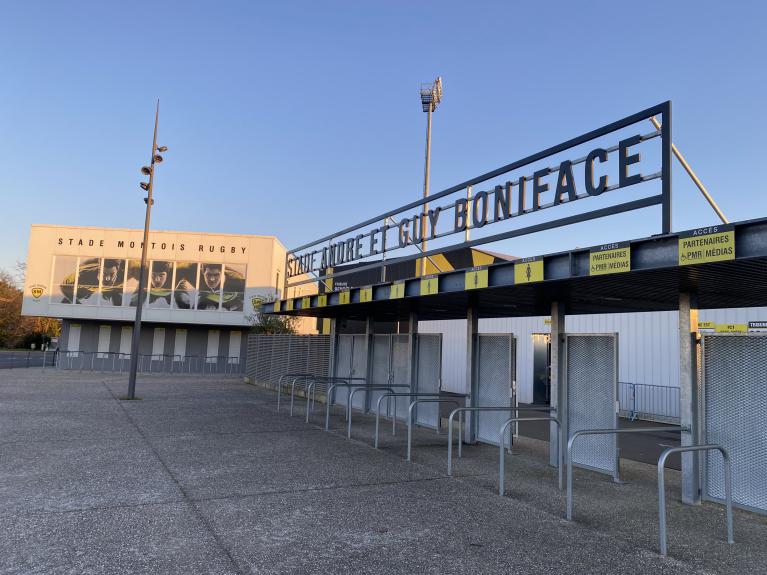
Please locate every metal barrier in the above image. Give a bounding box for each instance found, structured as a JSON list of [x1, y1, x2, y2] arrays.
[[499, 416, 562, 496], [374, 392, 445, 448], [305, 376, 352, 422], [0, 351, 57, 369], [566, 426, 686, 521], [619, 381, 680, 423], [347, 385, 409, 439], [323, 380, 370, 430], [447, 406, 556, 476], [407, 398, 461, 461], [55, 350, 242, 375], [658, 444, 733, 556], [276, 373, 315, 412]]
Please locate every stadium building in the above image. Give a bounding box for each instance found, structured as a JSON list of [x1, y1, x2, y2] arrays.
[[21, 225, 315, 372]]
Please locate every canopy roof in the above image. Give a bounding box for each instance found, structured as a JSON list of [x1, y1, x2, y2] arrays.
[[264, 217, 767, 321]]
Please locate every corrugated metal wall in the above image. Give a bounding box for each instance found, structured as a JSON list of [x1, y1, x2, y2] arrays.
[[420, 306, 767, 404]]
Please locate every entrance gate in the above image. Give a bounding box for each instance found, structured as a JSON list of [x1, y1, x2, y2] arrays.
[[564, 333, 619, 478], [476, 334, 517, 445], [701, 334, 767, 513], [368, 334, 412, 418], [414, 334, 443, 429], [333, 334, 367, 409]]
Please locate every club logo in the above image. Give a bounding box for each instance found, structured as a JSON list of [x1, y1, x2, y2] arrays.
[[30, 285, 45, 299], [250, 296, 264, 310]]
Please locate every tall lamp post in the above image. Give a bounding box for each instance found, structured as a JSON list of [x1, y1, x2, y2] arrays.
[[125, 101, 168, 400], [419, 77, 442, 277]]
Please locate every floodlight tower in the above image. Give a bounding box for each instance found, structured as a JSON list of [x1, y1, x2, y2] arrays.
[[126, 101, 168, 400], [419, 77, 442, 276]]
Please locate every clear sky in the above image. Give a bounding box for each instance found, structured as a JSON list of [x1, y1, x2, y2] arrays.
[[1, 1, 765, 273]]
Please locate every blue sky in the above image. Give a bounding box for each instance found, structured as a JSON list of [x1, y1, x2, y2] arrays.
[[1, 1, 765, 273]]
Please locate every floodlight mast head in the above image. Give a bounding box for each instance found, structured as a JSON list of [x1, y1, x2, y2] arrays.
[[420, 76, 443, 113]]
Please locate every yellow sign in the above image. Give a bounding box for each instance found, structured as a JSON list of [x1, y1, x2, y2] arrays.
[[465, 268, 488, 290], [274, 300, 281, 312], [321, 318, 331, 334], [339, 290, 351, 305], [390, 282, 405, 299], [715, 323, 747, 333], [360, 287, 373, 303], [678, 225, 735, 266], [697, 321, 716, 332], [544, 318, 552, 326], [420, 276, 439, 296], [301, 296, 310, 308], [514, 257, 543, 284], [589, 242, 631, 276], [286, 298, 294, 311], [317, 294, 327, 307]]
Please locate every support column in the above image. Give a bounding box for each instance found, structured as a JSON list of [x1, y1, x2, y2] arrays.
[[465, 300, 479, 444], [328, 318, 337, 380], [364, 317, 375, 412], [549, 302, 566, 468], [408, 311, 419, 395], [679, 292, 701, 505]]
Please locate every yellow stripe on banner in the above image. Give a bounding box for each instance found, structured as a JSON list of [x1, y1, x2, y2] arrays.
[[390, 282, 405, 299], [321, 318, 331, 334], [317, 294, 327, 307], [302, 296, 310, 308], [360, 287, 373, 303], [339, 290, 351, 305], [465, 268, 488, 290], [420, 276, 438, 296], [286, 299, 294, 311], [514, 258, 544, 284], [715, 323, 747, 333], [274, 300, 281, 312]]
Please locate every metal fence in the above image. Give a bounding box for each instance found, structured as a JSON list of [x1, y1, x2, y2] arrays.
[[0, 351, 58, 369], [56, 350, 242, 375], [619, 381, 680, 424], [246, 334, 331, 388]]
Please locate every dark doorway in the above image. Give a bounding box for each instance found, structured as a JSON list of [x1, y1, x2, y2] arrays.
[[532, 333, 551, 405]]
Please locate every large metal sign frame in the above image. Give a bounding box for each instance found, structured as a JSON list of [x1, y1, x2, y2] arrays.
[[563, 333, 619, 479], [475, 334, 517, 445], [700, 333, 767, 515], [285, 101, 672, 291]]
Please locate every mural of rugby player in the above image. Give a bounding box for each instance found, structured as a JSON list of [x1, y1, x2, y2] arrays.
[[196, 263, 224, 310], [60, 258, 124, 305], [173, 263, 198, 309], [145, 261, 173, 308], [99, 259, 125, 306], [221, 264, 246, 312]]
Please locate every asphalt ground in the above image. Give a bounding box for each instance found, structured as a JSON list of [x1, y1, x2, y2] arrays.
[[1, 370, 765, 574]]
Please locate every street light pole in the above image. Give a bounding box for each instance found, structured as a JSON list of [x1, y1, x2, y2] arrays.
[[126, 101, 166, 400], [419, 77, 442, 277]]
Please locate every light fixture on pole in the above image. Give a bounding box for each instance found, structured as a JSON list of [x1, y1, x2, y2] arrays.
[[125, 101, 168, 400], [419, 76, 442, 277]]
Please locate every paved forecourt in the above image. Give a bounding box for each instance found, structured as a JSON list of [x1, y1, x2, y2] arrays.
[[1, 370, 765, 574]]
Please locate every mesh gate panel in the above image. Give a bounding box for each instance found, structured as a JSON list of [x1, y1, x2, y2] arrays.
[[391, 335, 412, 418], [415, 334, 442, 428], [369, 336, 393, 418], [350, 335, 368, 410], [476, 335, 513, 445], [703, 335, 767, 512], [566, 334, 617, 475], [333, 335, 353, 407]]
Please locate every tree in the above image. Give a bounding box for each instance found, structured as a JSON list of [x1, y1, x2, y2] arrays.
[[0, 265, 60, 349], [246, 295, 297, 334]]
